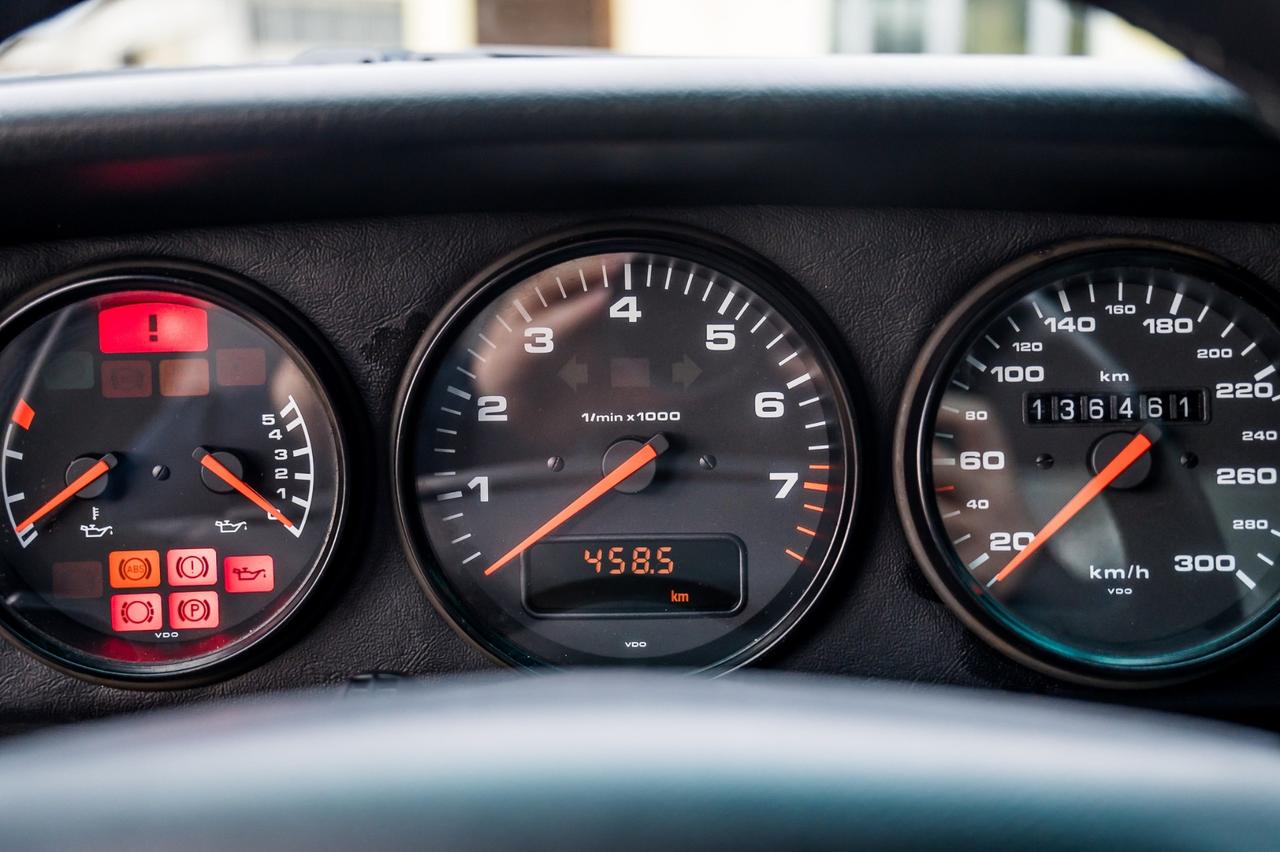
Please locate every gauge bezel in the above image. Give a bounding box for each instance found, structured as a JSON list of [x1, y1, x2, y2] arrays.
[[0, 259, 362, 688], [895, 237, 1280, 688], [392, 222, 864, 674]]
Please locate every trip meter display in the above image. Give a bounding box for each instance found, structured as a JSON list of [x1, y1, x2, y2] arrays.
[[0, 264, 351, 685], [897, 241, 1280, 684], [394, 229, 860, 672]]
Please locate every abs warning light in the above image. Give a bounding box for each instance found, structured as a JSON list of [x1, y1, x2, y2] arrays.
[[98, 302, 208, 354]]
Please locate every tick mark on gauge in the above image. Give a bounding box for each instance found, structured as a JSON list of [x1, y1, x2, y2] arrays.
[[967, 553, 990, 571], [965, 355, 987, 372], [1237, 570, 1258, 590], [1258, 553, 1274, 567], [785, 549, 805, 563]]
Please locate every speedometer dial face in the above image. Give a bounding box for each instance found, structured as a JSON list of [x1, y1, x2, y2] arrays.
[[0, 264, 351, 685], [897, 241, 1280, 684], [394, 230, 859, 671]]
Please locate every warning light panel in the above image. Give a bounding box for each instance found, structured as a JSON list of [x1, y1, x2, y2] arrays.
[[98, 302, 208, 354]]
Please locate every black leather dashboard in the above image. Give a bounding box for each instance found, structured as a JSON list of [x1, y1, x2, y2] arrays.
[[0, 57, 1278, 730]]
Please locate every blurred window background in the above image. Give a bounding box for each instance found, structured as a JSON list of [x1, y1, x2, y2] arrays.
[[0, 0, 1176, 75]]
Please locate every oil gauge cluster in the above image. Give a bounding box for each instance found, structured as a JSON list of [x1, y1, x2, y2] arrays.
[[0, 262, 354, 685]]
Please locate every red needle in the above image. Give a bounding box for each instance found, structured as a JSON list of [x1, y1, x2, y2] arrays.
[[194, 447, 295, 530], [988, 425, 1158, 587], [15, 453, 117, 533], [483, 434, 669, 576]]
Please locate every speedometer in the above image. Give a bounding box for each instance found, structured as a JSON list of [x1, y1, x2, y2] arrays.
[[394, 227, 860, 672], [896, 240, 1280, 685]]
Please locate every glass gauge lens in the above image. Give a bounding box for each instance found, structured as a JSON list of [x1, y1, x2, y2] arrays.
[[394, 232, 860, 672], [897, 242, 1280, 683], [0, 267, 349, 684]]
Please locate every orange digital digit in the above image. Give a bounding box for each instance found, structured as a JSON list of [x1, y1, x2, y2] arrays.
[[607, 546, 625, 574], [656, 546, 675, 575], [631, 546, 651, 575], [584, 548, 603, 574]]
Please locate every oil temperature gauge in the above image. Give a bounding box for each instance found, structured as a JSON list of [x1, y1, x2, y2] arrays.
[[0, 263, 352, 685]]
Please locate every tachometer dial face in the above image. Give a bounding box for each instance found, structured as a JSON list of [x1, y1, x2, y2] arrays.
[[897, 241, 1280, 684], [0, 265, 350, 684], [395, 231, 860, 671]]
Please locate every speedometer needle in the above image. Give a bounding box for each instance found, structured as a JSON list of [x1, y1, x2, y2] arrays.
[[988, 424, 1159, 587], [483, 433, 670, 576], [194, 447, 295, 531], [15, 453, 117, 533]]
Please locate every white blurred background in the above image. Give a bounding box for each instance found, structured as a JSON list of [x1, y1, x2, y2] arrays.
[[0, 0, 1177, 75]]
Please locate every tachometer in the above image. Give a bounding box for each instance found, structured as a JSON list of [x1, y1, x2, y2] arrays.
[[896, 240, 1280, 684], [0, 262, 353, 685], [394, 227, 860, 671]]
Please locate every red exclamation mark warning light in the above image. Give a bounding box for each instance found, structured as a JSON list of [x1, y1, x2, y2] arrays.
[[98, 302, 208, 354]]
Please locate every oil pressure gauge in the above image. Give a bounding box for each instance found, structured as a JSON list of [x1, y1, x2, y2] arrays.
[[0, 262, 352, 685]]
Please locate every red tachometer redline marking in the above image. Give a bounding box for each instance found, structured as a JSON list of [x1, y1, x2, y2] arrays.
[[785, 548, 805, 563], [11, 399, 33, 430], [482, 433, 670, 577], [989, 426, 1158, 586], [796, 525, 817, 537], [802, 503, 823, 513], [802, 481, 828, 492], [15, 453, 117, 533], [808, 464, 830, 471], [935, 485, 956, 493]]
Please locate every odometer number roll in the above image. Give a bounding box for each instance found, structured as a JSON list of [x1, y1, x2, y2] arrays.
[[394, 227, 861, 672], [896, 240, 1280, 684]]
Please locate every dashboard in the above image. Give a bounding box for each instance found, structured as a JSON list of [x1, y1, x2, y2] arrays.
[[1, 54, 1280, 732]]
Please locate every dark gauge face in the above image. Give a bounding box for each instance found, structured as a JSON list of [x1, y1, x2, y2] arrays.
[[395, 231, 859, 672], [0, 266, 350, 684], [897, 241, 1280, 684]]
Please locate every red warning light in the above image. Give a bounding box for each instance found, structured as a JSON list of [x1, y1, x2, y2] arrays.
[[98, 302, 208, 354]]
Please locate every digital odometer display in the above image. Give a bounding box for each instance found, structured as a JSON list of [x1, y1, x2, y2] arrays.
[[0, 266, 350, 684], [395, 230, 860, 672], [523, 535, 744, 616], [897, 242, 1280, 684]]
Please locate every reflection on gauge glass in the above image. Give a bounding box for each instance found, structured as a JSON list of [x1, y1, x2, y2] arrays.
[[0, 265, 349, 684], [897, 241, 1280, 684], [394, 230, 860, 672]]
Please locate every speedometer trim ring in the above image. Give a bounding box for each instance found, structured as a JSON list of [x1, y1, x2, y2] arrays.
[[895, 237, 1280, 688]]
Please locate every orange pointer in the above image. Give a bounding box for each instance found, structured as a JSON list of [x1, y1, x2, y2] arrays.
[[15, 453, 118, 533], [988, 424, 1159, 587], [483, 433, 669, 576], [194, 447, 295, 530]]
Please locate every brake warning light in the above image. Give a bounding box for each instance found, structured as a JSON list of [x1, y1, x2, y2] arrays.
[[98, 302, 208, 354]]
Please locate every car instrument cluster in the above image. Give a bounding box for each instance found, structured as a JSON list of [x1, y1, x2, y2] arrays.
[[0, 231, 1278, 688]]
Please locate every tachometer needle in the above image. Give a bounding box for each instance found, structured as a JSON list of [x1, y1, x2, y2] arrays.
[[483, 433, 670, 576], [988, 424, 1159, 587], [194, 447, 295, 530], [15, 453, 118, 533]]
